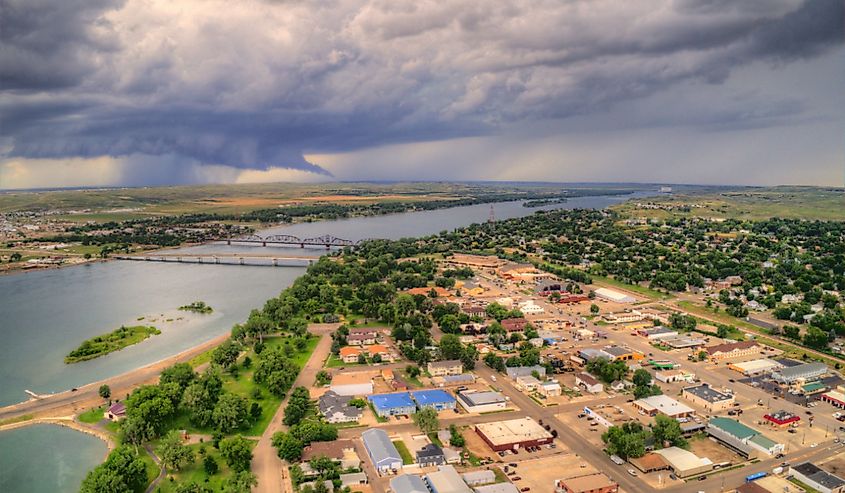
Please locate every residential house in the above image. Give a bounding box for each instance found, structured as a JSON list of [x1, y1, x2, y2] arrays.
[[428, 360, 464, 377], [416, 443, 445, 467], [576, 372, 604, 394], [318, 390, 363, 424]]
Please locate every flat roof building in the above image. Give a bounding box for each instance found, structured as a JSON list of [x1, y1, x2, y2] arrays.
[[707, 417, 784, 458], [682, 383, 734, 412], [461, 470, 495, 486], [790, 462, 845, 493], [330, 372, 374, 396], [456, 391, 507, 413], [475, 483, 520, 493], [653, 447, 713, 478], [771, 362, 827, 384], [475, 417, 553, 452], [728, 359, 784, 376], [505, 366, 546, 379], [424, 465, 472, 493], [594, 287, 636, 303], [555, 472, 619, 493], [633, 395, 694, 418], [428, 360, 464, 377], [390, 474, 428, 493]]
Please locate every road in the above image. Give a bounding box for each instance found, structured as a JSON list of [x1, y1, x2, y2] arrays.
[[0, 333, 231, 422], [252, 324, 336, 493]]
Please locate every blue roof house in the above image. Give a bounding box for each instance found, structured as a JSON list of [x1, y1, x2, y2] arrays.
[[411, 389, 457, 411], [368, 392, 416, 417]]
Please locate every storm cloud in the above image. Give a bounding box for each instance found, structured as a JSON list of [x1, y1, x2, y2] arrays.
[[0, 0, 843, 186]]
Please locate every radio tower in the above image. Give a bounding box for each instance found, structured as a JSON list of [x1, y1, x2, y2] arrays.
[[488, 204, 496, 223]]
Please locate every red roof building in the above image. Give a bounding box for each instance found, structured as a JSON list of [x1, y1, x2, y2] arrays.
[[763, 410, 800, 427]]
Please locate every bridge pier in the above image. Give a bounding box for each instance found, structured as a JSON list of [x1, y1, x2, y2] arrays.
[[227, 239, 231, 245], [239, 257, 244, 265], [198, 257, 203, 264], [272, 258, 278, 267], [262, 241, 266, 247]]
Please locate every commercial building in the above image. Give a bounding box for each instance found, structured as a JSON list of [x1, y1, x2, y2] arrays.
[[682, 383, 735, 412], [762, 410, 800, 428], [515, 375, 541, 392], [594, 287, 636, 303], [662, 336, 708, 349], [330, 373, 374, 396], [601, 345, 643, 362], [416, 443, 445, 467], [728, 359, 784, 376], [505, 366, 546, 379], [638, 327, 679, 341], [518, 300, 545, 315], [368, 392, 416, 417], [424, 465, 472, 493], [707, 417, 784, 458], [474, 483, 520, 493], [390, 474, 428, 493], [318, 390, 363, 423], [428, 360, 464, 377], [704, 341, 760, 362], [412, 389, 457, 412], [821, 390, 845, 408], [362, 429, 402, 475], [771, 362, 828, 384], [539, 381, 562, 397], [633, 395, 694, 418], [554, 473, 619, 493], [576, 372, 604, 394], [462, 470, 495, 486], [501, 318, 529, 333], [789, 462, 845, 493], [655, 369, 695, 384], [653, 447, 713, 478], [436, 374, 476, 387], [456, 391, 507, 413], [475, 417, 553, 452], [603, 312, 644, 324]]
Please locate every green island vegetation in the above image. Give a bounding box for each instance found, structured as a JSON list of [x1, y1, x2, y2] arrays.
[[523, 197, 567, 207], [65, 325, 161, 363], [178, 301, 214, 314]]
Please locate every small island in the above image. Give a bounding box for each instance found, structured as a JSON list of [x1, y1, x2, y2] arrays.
[[523, 197, 567, 208], [65, 325, 161, 363], [178, 301, 213, 314]]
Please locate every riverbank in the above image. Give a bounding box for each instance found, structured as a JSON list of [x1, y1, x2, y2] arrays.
[[0, 417, 115, 452]]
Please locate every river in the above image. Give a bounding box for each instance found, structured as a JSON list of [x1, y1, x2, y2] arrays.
[[0, 192, 642, 492]]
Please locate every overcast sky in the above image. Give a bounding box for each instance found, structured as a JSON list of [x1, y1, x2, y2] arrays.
[[1, 0, 843, 189]]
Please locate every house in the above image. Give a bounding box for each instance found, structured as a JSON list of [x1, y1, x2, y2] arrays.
[[428, 360, 464, 377], [416, 443, 445, 467], [576, 373, 604, 394], [368, 392, 416, 417], [704, 341, 760, 362], [456, 390, 507, 413], [347, 332, 377, 346], [302, 439, 361, 469], [707, 417, 784, 458], [362, 429, 403, 475], [104, 402, 126, 421], [412, 389, 457, 412], [318, 390, 363, 423], [330, 372, 374, 396], [633, 395, 694, 418], [539, 381, 562, 397], [340, 346, 365, 363], [770, 362, 827, 384], [424, 465, 472, 493], [555, 473, 619, 493], [366, 344, 394, 362], [501, 318, 529, 332], [390, 474, 428, 493], [789, 462, 845, 493], [682, 384, 734, 412]]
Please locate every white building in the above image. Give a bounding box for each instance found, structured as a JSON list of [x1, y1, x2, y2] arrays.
[[594, 287, 636, 303], [456, 391, 508, 413]]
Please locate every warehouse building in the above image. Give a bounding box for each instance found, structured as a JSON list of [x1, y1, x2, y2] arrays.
[[330, 372, 374, 396], [412, 389, 457, 412], [682, 383, 735, 412], [368, 392, 416, 417], [728, 359, 784, 376], [637, 326, 679, 341], [362, 429, 402, 475], [789, 462, 845, 493], [474, 483, 520, 493], [462, 470, 495, 486], [424, 465, 472, 493], [475, 417, 553, 452], [771, 362, 828, 384], [456, 391, 507, 413], [707, 417, 784, 458], [594, 287, 636, 303], [390, 474, 428, 493], [653, 447, 713, 478]]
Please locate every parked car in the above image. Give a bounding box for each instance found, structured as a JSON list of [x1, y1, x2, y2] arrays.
[[628, 469, 638, 476]]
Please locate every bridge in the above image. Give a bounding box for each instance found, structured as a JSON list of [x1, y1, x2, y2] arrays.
[[224, 234, 364, 248], [114, 252, 317, 267]]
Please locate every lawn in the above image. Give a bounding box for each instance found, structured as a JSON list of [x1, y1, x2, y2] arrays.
[[152, 441, 256, 493], [138, 450, 161, 488], [393, 440, 414, 465], [78, 406, 106, 424]]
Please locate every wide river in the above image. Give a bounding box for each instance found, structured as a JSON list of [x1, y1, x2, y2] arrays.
[[0, 192, 641, 492]]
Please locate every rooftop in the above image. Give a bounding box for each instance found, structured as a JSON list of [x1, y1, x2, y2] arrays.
[[653, 446, 713, 471], [475, 417, 551, 446], [705, 340, 758, 356], [424, 465, 472, 493], [302, 439, 355, 461], [331, 372, 373, 386], [473, 483, 519, 493], [634, 395, 694, 416], [412, 389, 456, 406], [792, 462, 845, 490], [362, 429, 400, 464], [390, 474, 428, 493], [683, 383, 733, 403], [429, 360, 463, 369], [557, 473, 618, 493], [602, 345, 634, 357], [772, 362, 828, 379], [709, 417, 758, 440], [368, 392, 414, 410], [457, 390, 506, 406]]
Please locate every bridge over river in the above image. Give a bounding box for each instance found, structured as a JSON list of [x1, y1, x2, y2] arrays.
[[114, 252, 317, 267], [224, 233, 364, 248]]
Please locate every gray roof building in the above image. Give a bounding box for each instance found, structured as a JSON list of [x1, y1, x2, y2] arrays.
[[791, 462, 845, 493], [771, 362, 828, 383], [416, 443, 445, 467], [683, 384, 732, 403], [505, 366, 546, 379], [390, 474, 428, 493], [318, 390, 363, 423], [362, 429, 402, 474]]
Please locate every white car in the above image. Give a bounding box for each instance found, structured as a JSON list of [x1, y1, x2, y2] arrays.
[[628, 469, 638, 477]]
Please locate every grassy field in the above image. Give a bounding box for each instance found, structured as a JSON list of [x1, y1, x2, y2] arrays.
[[613, 186, 845, 221], [153, 441, 256, 493], [393, 440, 414, 465], [78, 406, 106, 424]]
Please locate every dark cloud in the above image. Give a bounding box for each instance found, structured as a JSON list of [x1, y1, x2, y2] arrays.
[[0, 0, 842, 182]]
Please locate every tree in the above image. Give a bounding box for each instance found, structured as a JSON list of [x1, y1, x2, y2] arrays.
[[290, 421, 338, 445], [783, 325, 801, 340], [203, 454, 219, 475], [80, 445, 147, 493], [315, 370, 331, 386], [124, 384, 177, 441], [219, 436, 253, 472], [175, 482, 211, 493], [602, 422, 649, 460], [460, 344, 478, 370], [98, 384, 111, 400], [448, 424, 465, 447], [182, 372, 223, 428], [158, 430, 195, 471], [484, 353, 505, 372], [222, 471, 258, 493], [213, 393, 249, 433], [272, 431, 304, 462], [632, 369, 652, 388], [803, 327, 829, 350], [439, 334, 463, 360], [652, 414, 687, 448], [590, 304, 600, 314], [413, 407, 439, 434], [212, 341, 241, 369], [160, 363, 196, 392], [406, 365, 421, 378]]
